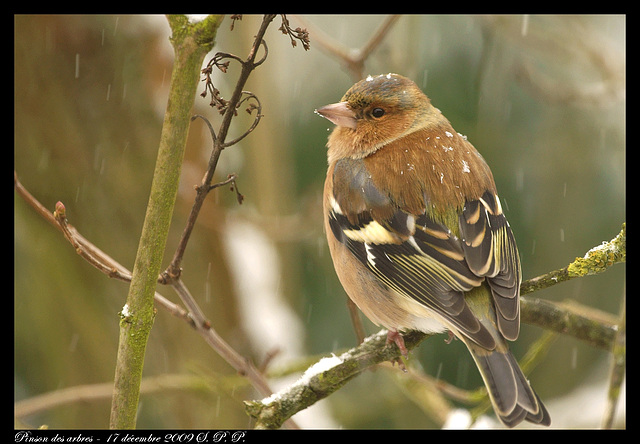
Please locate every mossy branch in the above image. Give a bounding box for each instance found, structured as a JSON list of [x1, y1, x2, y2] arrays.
[[246, 223, 626, 429], [245, 330, 427, 429], [109, 15, 223, 429], [520, 223, 626, 295]]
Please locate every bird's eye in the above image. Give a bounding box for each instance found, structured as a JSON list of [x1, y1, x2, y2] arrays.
[[371, 108, 385, 118]]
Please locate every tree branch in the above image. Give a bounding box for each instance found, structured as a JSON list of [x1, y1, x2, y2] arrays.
[[109, 14, 223, 429], [293, 15, 400, 81], [14, 172, 193, 325], [245, 330, 426, 429], [246, 224, 626, 428], [15, 374, 219, 420], [602, 296, 625, 429], [521, 223, 626, 295]]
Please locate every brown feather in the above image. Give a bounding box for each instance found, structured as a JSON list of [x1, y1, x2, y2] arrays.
[[363, 123, 496, 220]]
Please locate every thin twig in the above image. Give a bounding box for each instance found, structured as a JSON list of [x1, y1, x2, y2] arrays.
[[53, 201, 132, 282], [14, 172, 191, 324], [346, 297, 366, 344], [293, 15, 400, 80], [208, 173, 244, 204], [220, 92, 263, 148], [169, 278, 298, 429], [15, 374, 218, 420], [278, 15, 310, 51], [163, 14, 277, 283]]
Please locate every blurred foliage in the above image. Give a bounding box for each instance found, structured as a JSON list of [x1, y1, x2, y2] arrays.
[[15, 14, 624, 428]]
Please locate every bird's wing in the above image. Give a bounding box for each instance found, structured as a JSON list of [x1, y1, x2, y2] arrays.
[[328, 159, 521, 347], [459, 191, 521, 340]]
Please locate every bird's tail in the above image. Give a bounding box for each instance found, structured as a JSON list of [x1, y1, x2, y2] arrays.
[[466, 341, 551, 427]]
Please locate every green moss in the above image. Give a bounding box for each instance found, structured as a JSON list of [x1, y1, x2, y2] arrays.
[[567, 223, 625, 277]]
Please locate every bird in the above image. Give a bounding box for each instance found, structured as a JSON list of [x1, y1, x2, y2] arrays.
[[315, 73, 550, 428]]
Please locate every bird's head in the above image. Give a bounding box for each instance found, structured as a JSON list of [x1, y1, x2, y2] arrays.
[[316, 73, 444, 161]]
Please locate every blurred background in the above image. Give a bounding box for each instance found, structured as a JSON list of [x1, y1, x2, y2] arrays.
[[15, 15, 625, 429]]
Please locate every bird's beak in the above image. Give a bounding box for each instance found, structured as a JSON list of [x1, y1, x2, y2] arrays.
[[315, 102, 357, 130]]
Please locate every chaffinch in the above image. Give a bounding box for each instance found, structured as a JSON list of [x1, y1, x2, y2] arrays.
[[316, 73, 550, 427]]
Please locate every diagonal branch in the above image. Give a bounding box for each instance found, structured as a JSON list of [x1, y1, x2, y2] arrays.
[[245, 329, 426, 429], [246, 224, 626, 428], [520, 223, 626, 295], [14, 172, 192, 325], [293, 15, 400, 80]]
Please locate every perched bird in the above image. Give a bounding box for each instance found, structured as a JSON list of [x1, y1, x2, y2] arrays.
[[316, 73, 550, 427]]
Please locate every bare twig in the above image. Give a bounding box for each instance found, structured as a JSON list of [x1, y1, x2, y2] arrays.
[[163, 14, 277, 283], [293, 15, 400, 80], [278, 15, 310, 50], [53, 201, 132, 282], [14, 172, 295, 426], [15, 374, 219, 420], [14, 172, 192, 325], [346, 297, 367, 345], [168, 280, 278, 398], [208, 173, 244, 204]]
